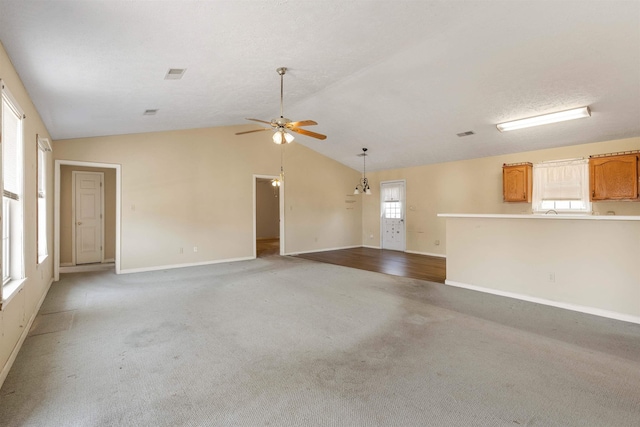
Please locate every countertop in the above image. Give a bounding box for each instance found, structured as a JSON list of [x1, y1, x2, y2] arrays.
[[437, 213, 640, 221]]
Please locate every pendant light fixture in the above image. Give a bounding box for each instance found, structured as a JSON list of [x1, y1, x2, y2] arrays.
[[353, 148, 372, 195]]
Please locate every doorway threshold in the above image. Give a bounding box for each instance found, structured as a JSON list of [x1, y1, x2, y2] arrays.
[[59, 263, 115, 274]]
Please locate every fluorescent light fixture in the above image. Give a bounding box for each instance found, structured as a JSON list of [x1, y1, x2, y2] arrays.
[[497, 106, 591, 132]]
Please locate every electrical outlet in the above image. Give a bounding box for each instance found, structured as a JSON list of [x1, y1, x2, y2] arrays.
[[193, 246, 198, 252], [435, 240, 440, 246], [179, 247, 183, 254], [548, 272, 555, 282]]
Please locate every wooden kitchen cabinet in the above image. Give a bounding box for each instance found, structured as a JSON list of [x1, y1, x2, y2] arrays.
[[589, 153, 639, 201], [503, 163, 532, 202]]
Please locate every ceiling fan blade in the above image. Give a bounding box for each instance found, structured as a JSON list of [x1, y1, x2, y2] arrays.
[[287, 120, 318, 128], [246, 118, 274, 126], [235, 128, 272, 135], [289, 127, 327, 140]]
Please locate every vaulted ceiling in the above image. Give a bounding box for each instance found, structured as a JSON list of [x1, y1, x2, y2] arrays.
[[0, 1, 639, 171]]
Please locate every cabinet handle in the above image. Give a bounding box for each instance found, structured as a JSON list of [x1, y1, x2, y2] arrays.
[[592, 191, 595, 198]]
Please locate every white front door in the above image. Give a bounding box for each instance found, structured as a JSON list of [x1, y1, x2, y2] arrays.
[[74, 172, 103, 264], [381, 181, 405, 251]]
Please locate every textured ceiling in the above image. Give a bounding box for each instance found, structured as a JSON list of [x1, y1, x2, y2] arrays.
[[0, 0, 639, 171]]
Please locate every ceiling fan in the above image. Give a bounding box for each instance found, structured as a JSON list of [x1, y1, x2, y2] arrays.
[[235, 67, 327, 144]]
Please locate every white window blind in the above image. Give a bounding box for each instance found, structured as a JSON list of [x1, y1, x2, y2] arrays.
[[383, 185, 401, 202], [532, 159, 590, 212], [2, 96, 22, 199]]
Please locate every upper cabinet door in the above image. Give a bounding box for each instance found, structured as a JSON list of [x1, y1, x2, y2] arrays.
[[590, 154, 639, 201], [503, 163, 532, 202]]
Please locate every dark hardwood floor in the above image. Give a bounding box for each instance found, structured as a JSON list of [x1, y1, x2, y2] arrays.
[[294, 247, 446, 283]]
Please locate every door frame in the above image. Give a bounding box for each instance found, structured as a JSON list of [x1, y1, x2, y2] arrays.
[[379, 179, 407, 252], [253, 174, 284, 257], [71, 171, 104, 266], [54, 160, 122, 280]]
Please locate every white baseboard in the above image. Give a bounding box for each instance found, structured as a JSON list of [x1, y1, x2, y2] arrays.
[[445, 280, 640, 325], [103, 258, 115, 263], [362, 245, 381, 249], [405, 250, 446, 258], [285, 245, 361, 256], [119, 256, 255, 274], [0, 277, 54, 388], [59, 262, 74, 267]]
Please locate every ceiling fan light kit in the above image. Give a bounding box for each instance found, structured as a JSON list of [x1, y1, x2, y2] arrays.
[[273, 129, 295, 144], [496, 106, 591, 132], [354, 148, 372, 195], [235, 67, 327, 143]]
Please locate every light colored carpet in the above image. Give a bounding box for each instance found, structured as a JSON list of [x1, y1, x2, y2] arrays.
[[1, 255, 639, 426]]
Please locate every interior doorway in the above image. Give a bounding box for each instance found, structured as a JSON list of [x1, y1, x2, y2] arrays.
[[55, 160, 121, 280], [254, 175, 284, 257], [380, 180, 406, 251]]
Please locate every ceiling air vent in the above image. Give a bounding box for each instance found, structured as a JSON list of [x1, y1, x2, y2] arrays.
[[165, 68, 186, 80], [143, 109, 158, 115], [456, 131, 475, 137]]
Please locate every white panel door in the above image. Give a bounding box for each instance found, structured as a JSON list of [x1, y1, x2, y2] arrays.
[[75, 172, 103, 264], [381, 181, 405, 251]]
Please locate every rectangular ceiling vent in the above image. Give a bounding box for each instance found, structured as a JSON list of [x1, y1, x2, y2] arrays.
[[143, 109, 158, 115], [165, 68, 186, 80], [456, 131, 475, 137]]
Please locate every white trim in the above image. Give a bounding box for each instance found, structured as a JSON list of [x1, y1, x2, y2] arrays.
[[285, 245, 361, 256], [362, 245, 381, 249], [37, 135, 52, 152], [55, 160, 121, 281], [0, 277, 53, 388], [119, 256, 254, 274], [405, 250, 446, 258], [1, 83, 25, 117], [0, 277, 26, 308], [104, 258, 115, 263], [445, 280, 640, 325], [59, 262, 74, 267], [253, 174, 284, 258]]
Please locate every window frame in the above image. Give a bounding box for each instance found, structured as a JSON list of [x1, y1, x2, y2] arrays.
[[37, 135, 52, 264], [1, 81, 26, 305]]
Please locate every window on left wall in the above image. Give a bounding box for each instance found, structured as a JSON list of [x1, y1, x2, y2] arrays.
[[37, 135, 51, 264], [1, 82, 25, 294]]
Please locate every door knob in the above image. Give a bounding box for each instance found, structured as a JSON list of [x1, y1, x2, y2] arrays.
[[77, 221, 82, 226]]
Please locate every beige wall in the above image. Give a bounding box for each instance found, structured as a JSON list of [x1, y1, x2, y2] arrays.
[[444, 216, 640, 320], [60, 166, 116, 264], [256, 179, 279, 240], [0, 42, 55, 384], [53, 128, 362, 271], [364, 137, 640, 255]]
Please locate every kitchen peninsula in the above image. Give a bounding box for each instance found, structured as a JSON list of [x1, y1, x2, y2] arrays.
[[439, 214, 640, 323]]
